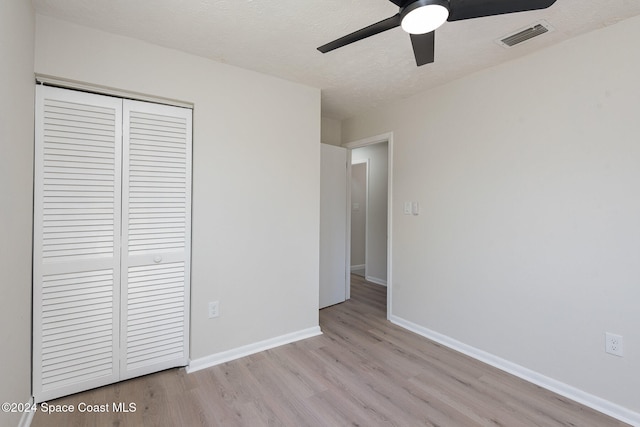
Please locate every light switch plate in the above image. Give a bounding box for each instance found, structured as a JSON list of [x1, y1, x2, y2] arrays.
[[412, 202, 420, 215], [208, 301, 219, 319]]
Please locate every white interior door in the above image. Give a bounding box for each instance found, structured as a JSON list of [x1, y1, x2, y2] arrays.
[[33, 86, 122, 402], [121, 100, 192, 379], [319, 144, 348, 309]]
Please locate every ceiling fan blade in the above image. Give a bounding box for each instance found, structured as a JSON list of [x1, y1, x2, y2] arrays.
[[447, 0, 557, 22], [410, 31, 435, 66], [318, 14, 402, 53]]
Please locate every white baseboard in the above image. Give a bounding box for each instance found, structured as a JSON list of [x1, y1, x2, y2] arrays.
[[186, 326, 322, 374], [350, 264, 365, 272], [389, 315, 640, 427], [18, 396, 35, 427], [365, 275, 387, 286]]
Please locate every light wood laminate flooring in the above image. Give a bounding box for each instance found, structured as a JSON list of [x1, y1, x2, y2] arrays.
[[32, 275, 628, 426]]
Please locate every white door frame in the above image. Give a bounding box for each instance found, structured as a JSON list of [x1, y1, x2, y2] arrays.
[[343, 132, 393, 318]]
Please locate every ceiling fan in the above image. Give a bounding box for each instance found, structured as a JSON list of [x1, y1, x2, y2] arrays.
[[317, 0, 557, 66]]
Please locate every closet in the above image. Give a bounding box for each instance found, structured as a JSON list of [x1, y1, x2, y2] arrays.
[[33, 85, 192, 403]]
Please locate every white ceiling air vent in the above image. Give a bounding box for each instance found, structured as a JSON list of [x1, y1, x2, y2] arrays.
[[496, 20, 554, 48]]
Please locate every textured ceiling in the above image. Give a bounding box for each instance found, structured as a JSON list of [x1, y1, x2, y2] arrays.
[[32, 0, 640, 120]]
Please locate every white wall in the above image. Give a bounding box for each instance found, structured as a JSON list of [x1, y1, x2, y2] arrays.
[[0, 1, 35, 426], [321, 116, 342, 146], [352, 143, 388, 285], [35, 15, 321, 361], [343, 15, 640, 417]]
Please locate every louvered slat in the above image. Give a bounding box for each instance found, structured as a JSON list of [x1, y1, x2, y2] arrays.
[[39, 269, 115, 391], [125, 262, 186, 371], [40, 93, 118, 262], [126, 108, 187, 255]]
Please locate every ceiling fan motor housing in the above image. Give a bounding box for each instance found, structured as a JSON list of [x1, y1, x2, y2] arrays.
[[400, 0, 451, 34]]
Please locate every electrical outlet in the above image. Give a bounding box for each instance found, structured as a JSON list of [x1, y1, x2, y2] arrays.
[[605, 332, 623, 357], [208, 301, 219, 319]]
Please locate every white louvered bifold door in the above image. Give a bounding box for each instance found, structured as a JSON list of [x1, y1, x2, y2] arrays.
[[120, 100, 192, 379], [33, 86, 122, 402], [34, 87, 192, 402]]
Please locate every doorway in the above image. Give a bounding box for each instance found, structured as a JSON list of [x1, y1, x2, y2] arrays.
[[350, 161, 367, 278], [350, 144, 388, 286], [318, 133, 393, 316], [344, 133, 392, 316]]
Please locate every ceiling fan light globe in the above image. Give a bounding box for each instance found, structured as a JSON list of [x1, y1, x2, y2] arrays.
[[401, 3, 449, 35]]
